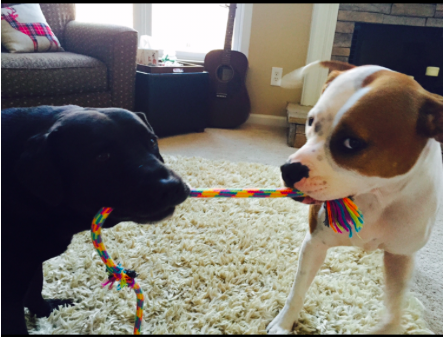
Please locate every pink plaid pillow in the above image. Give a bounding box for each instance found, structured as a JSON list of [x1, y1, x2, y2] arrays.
[[1, 4, 63, 53]]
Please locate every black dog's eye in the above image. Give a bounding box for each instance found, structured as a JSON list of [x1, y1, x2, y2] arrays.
[[343, 138, 365, 151], [96, 152, 110, 162], [150, 138, 157, 148], [308, 117, 314, 127]]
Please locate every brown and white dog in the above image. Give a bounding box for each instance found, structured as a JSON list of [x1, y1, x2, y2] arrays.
[[267, 60, 443, 334]]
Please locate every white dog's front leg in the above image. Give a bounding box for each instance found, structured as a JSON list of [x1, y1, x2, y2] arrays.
[[370, 251, 414, 334], [267, 231, 328, 334]]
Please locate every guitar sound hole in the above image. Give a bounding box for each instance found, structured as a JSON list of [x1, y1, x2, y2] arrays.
[[216, 65, 234, 82]]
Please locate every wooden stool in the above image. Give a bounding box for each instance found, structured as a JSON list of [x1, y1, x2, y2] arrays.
[[287, 103, 312, 148]]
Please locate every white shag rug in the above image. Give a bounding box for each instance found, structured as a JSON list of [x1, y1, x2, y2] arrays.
[[26, 155, 432, 334]]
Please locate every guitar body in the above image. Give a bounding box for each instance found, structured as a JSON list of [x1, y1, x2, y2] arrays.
[[205, 49, 251, 128]]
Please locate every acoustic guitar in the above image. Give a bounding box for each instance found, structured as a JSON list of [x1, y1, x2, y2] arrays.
[[204, 4, 251, 128]]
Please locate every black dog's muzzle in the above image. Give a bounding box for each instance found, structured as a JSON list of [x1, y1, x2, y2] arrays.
[[158, 177, 190, 206]]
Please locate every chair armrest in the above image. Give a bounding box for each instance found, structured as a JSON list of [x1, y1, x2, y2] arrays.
[[65, 21, 138, 110]]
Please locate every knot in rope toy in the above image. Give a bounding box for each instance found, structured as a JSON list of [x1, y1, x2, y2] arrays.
[[91, 188, 363, 334], [91, 207, 144, 334]]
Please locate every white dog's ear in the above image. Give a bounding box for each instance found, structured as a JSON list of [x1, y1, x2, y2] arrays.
[[319, 61, 356, 94], [280, 61, 322, 89], [321, 70, 343, 94], [417, 92, 443, 143], [281, 60, 356, 90], [320, 60, 356, 72]]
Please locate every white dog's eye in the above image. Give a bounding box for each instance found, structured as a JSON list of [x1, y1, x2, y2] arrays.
[[308, 117, 314, 127], [343, 138, 363, 150], [344, 139, 352, 149]]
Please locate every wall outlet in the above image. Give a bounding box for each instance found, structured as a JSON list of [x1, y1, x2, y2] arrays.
[[271, 67, 283, 86], [426, 66, 440, 77]]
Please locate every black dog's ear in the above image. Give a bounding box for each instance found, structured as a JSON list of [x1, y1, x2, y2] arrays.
[[133, 111, 164, 161], [134, 111, 155, 133], [15, 132, 64, 206]]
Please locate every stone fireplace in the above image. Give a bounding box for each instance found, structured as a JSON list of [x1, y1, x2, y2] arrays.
[[331, 3, 443, 63], [298, 3, 442, 107], [332, 4, 443, 96]]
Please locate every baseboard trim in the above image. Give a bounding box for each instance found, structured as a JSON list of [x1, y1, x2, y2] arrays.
[[246, 114, 288, 128]]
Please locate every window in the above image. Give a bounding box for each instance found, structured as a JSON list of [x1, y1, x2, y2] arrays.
[[75, 4, 252, 62], [75, 4, 133, 28], [151, 4, 230, 60]]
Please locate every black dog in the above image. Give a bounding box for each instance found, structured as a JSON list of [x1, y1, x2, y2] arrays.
[[2, 105, 190, 334]]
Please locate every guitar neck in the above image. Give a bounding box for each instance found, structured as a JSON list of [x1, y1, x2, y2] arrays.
[[222, 4, 237, 65]]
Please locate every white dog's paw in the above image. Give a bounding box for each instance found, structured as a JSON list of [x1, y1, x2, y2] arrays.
[[368, 321, 403, 335], [267, 324, 292, 335], [266, 312, 295, 335]]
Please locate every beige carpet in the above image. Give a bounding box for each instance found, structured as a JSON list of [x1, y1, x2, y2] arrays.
[[26, 155, 432, 334], [158, 124, 443, 335]]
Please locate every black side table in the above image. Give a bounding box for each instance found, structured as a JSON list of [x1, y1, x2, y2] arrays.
[[135, 71, 210, 138]]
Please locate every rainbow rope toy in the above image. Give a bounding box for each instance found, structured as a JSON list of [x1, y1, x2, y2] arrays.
[[189, 188, 364, 237], [90, 188, 363, 334], [91, 207, 144, 335]]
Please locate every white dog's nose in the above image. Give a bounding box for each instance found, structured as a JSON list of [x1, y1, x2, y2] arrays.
[[281, 162, 310, 188]]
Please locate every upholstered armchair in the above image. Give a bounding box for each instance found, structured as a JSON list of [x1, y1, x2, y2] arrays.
[[1, 4, 138, 110]]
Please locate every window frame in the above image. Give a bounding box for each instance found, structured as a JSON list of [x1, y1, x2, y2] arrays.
[[133, 3, 253, 62]]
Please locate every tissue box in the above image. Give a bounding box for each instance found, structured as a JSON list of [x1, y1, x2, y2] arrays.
[[137, 49, 159, 66]]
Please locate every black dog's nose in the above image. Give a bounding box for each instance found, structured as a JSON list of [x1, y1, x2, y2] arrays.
[[281, 162, 310, 188], [159, 177, 190, 205]]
